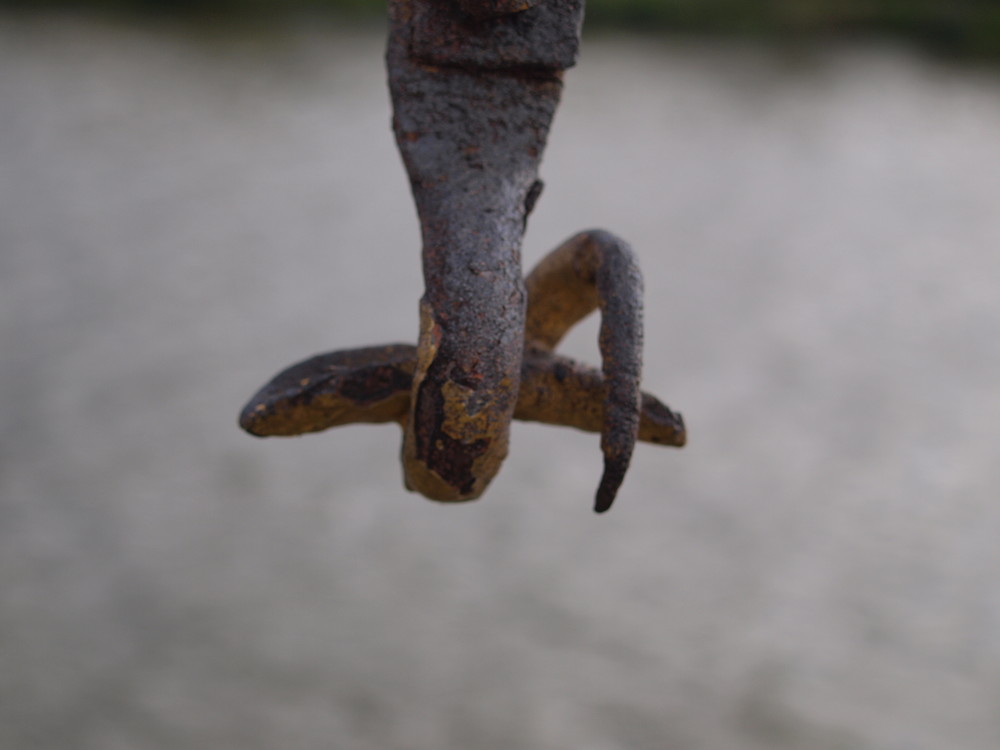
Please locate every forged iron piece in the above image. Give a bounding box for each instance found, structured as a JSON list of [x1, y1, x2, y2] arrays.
[[524, 230, 646, 511], [387, 0, 583, 501], [241, 232, 686, 512], [240, 0, 686, 512], [238, 344, 685, 448]]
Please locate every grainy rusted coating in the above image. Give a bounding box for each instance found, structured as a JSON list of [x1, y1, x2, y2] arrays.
[[240, 345, 685, 447], [239, 0, 686, 513], [388, 0, 583, 501], [525, 230, 644, 511], [241, 238, 686, 511], [456, 0, 546, 20], [240, 345, 416, 435]]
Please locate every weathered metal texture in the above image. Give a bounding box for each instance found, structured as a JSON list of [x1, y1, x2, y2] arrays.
[[455, 0, 546, 21], [515, 352, 685, 447], [387, 0, 583, 501], [524, 230, 644, 511], [240, 343, 685, 445], [408, 0, 582, 70], [240, 0, 686, 513], [240, 345, 416, 436], [241, 233, 686, 512]]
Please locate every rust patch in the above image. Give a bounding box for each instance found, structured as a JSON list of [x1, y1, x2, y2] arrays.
[[239, 0, 686, 513]]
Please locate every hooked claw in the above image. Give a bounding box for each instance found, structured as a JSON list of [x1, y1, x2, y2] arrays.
[[240, 231, 685, 512], [239, 0, 686, 512]]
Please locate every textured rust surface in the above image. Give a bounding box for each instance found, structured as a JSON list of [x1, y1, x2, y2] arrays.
[[410, 0, 583, 70], [388, 0, 580, 501], [242, 236, 686, 512], [456, 0, 546, 20], [240, 345, 416, 435], [524, 230, 645, 511], [240, 0, 686, 512], [240, 342, 686, 449]]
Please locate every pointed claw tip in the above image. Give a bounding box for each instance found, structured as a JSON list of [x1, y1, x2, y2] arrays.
[[238, 404, 259, 434], [238, 415, 267, 438], [593, 478, 619, 514], [593, 454, 628, 514]]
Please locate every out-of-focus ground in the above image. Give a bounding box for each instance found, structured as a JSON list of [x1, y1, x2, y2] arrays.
[[2, 14, 999, 750]]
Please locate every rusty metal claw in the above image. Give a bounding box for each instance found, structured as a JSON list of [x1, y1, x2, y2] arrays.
[[239, 0, 685, 512], [524, 229, 645, 511], [240, 342, 686, 450]]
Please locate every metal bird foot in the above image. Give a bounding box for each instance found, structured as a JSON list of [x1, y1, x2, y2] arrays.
[[239, 0, 685, 512]]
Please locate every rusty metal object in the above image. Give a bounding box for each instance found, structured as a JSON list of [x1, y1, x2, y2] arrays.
[[387, 0, 581, 501], [524, 230, 645, 511], [241, 231, 686, 512], [239, 338, 685, 449], [239, 0, 685, 512]]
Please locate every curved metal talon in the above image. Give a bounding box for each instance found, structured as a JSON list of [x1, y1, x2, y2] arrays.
[[241, 236, 685, 511], [239, 0, 685, 512], [239, 345, 416, 436], [241, 344, 685, 449], [525, 229, 643, 511]]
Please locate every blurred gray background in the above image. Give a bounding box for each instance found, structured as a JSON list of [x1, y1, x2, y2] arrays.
[[2, 7, 1000, 750]]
